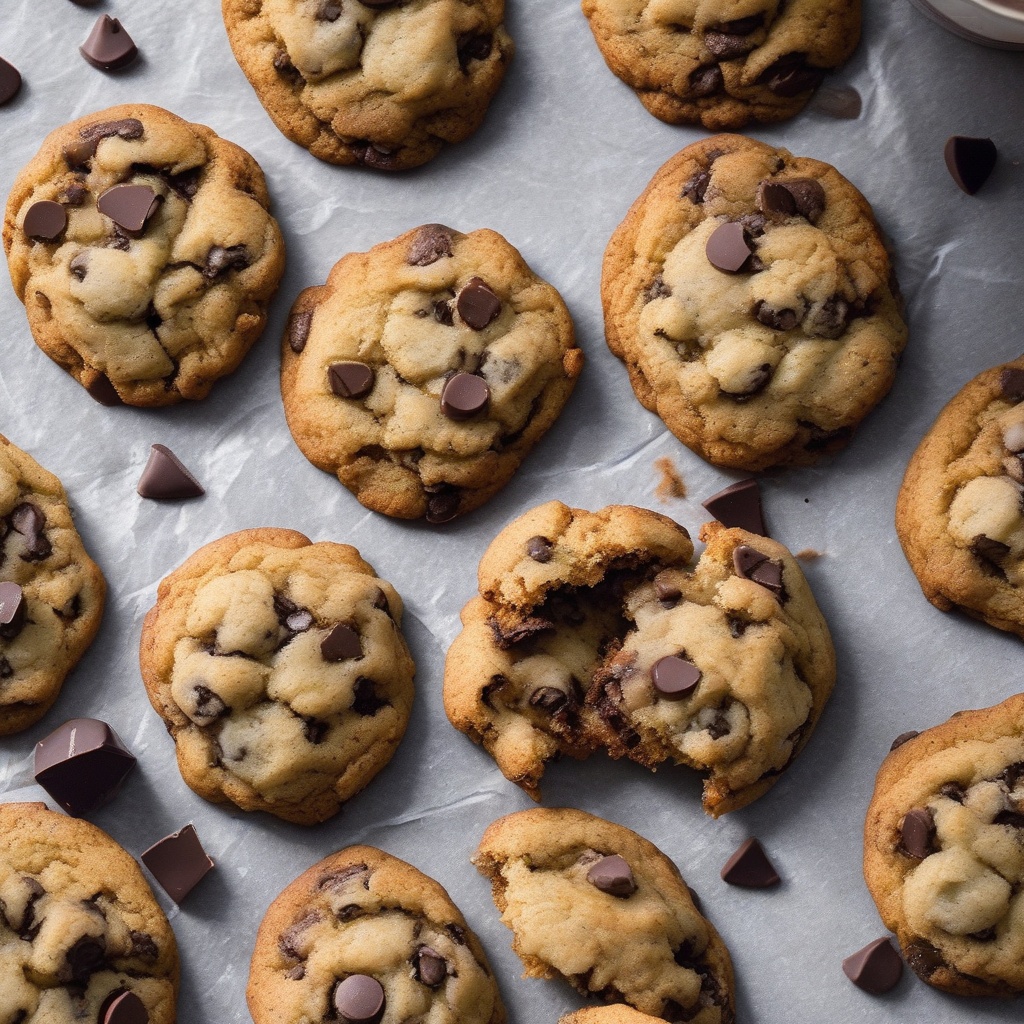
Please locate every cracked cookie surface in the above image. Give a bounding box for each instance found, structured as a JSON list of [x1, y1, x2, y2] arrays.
[[0, 802, 178, 1023], [864, 694, 1024, 996], [0, 436, 105, 736], [602, 134, 906, 471], [474, 807, 735, 1023], [897, 355, 1024, 638], [281, 225, 582, 522], [3, 104, 285, 407], [222, 0, 514, 170], [139, 528, 414, 825], [248, 845, 506, 1024], [582, 0, 861, 129]]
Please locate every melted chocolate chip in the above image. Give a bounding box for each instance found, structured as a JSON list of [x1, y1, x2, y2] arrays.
[[760, 54, 824, 97], [706, 221, 753, 273], [303, 717, 329, 744], [646, 274, 672, 301], [690, 64, 724, 97], [62, 935, 105, 983], [704, 31, 755, 59], [971, 534, 1010, 572], [23, 201, 68, 242], [753, 301, 800, 331], [425, 485, 460, 524], [407, 225, 454, 266], [64, 118, 144, 168], [204, 245, 249, 279], [457, 33, 492, 68], [939, 781, 966, 802], [587, 854, 637, 897], [682, 170, 711, 204], [329, 362, 375, 399], [889, 730, 919, 751], [352, 677, 388, 716], [904, 940, 946, 982], [529, 687, 568, 712], [288, 310, 313, 354], [414, 946, 448, 987], [9, 503, 51, 561], [899, 807, 936, 860], [433, 299, 454, 325], [526, 536, 553, 563], [192, 686, 228, 724]]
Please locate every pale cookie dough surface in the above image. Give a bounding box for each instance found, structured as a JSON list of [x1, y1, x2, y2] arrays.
[[0, 436, 106, 736], [222, 0, 514, 169], [139, 528, 415, 825], [602, 134, 907, 471], [582, 0, 861, 129], [896, 355, 1024, 638], [474, 807, 735, 1023], [3, 104, 285, 407], [864, 694, 1024, 997], [561, 1008, 665, 1024], [281, 225, 582, 522], [248, 845, 506, 1024], [0, 802, 179, 1023]]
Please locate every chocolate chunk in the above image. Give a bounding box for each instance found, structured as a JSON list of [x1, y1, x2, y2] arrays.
[[939, 782, 966, 802], [192, 685, 228, 724], [805, 295, 849, 338], [64, 118, 144, 168], [704, 32, 754, 59], [655, 578, 682, 607], [141, 824, 214, 903], [754, 300, 801, 333], [288, 310, 313, 354], [705, 221, 753, 273], [137, 444, 204, 500], [842, 938, 903, 994], [329, 362, 375, 399], [944, 136, 997, 195], [441, 372, 490, 420], [63, 935, 105, 983], [23, 201, 68, 242], [0, 582, 27, 640], [904, 940, 946, 981], [645, 274, 672, 301], [526, 536, 553, 563], [458, 33, 493, 68], [0, 57, 22, 106], [61, 183, 90, 207], [720, 838, 780, 887], [10, 502, 51, 561], [529, 686, 568, 712], [407, 225, 454, 266], [203, 244, 248, 279], [899, 807, 936, 860], [682, 171, 711, 204], [690, 64, 723, 97], [457, 278, 501, 330], [84, 373, 123, 406], [303, 717, 329, 744], [34, 718, 137, 816], [756, 180, 797, 218], [334, 975, 386, 1024], [733, 545, 784, 596], [80, 16, 139, 71], [889, 730, 919, 751], [971, 534, 1010, 570], [414, 946, 447, 987], [760, 54, 824, 96], [1000, 368, 1024, 403], [352, 677, 387, 716], [779, 178, 826, 223], [97, 184, 160, 233], [702, 479, 767, 536], [69, 252, 90, 281], [321, 624, 362, 661], [651, 655, 702, 699], [425, 485, 460, 524], [102, 991, 149, 1024], [586, 854, 637, 897], [433, 299, 454, 325]]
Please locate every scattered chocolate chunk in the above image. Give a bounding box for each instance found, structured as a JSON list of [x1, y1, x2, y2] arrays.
[[137, 444, 204, 500], [458, 33, 493, 67], [732, 545, 784, 596], [34, 718, 137, 816], [141, 824, 215, 903], [414, 946, 447, 987], [704, 31, 755, 59], [433, 299, 454, 325], [651, 655, 702, 700], [702, 479, 767, 536], [441, 372, 490, 420], [646, 274, 672, 301], [809, 84, 862, 119], [904, 940, 946, 981], [971, 534, 1010, 570], [351, 677, 387, 716], [0, 57, 22, 106], [842, 937, 903, 994], [102, 991, 149, 1024], [407, 224, 453, 266], [756, 180, 797, 218], [939, 781, 966, 802], [10, 502, 51, 561], [61, 182, 90, 207], [529, 686, 568, 712], [682, 171, 711, 204], [203, 244, 248, 279], [64, 118, 144, 168], [899, 807, 936, 860], [334, 975, 386, 1024], [760, 54, 824, 97], [329, 362, 375, 400], [288, 310, 313, 354], [192, 685, 227, 724], [97, 184, 160, 233], [1000, 368, 1024, 403], [425, 485, 460, 524], [321, 624, 362, 662], [63, 935, 105, 983], [0, 582, 27, 640], [526, 536, 553, 563], [690, 64, 724, 97], [780, 179, 827, 223], [457, 278, 501, 330], [655, 578, 682, 607], [84, 373, 123, 406], [80, 16, 139, 71], [705, 221, 753, 273], [944, 136, 997, 195], [889, 730, 919, 751], [720, 838, 780, 887], [23, 201, 68, 242], [753, 300, 799, 332], [586, 854, 637, 897]]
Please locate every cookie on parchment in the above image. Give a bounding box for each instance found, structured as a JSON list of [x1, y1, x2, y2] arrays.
[[248, 845, 506, 1024], [139, 528, 415, 825], [581, 0, 861, 130], [3, 104, 285, 407], [281, 225, 582, 523], [0, 802, 179, 1022], [896, 355, 1024, 638], [222, 0, 513, 170], [561, 1009, 665, 1024], [864, 694, 1024, 996], [602, 134, 906, 471], [474, 807, 735, 1023], [0, 436, 105, 736]]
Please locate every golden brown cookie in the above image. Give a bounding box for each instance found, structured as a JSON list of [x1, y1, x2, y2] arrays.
[[561, 1007, 665, 1024]]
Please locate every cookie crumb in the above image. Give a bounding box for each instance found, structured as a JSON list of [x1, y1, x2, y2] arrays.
[[654, 457, 686, 501], [795, 549, 823, 561]]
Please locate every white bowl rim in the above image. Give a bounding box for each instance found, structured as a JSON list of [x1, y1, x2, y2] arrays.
[[970, 0, 1024, 24]]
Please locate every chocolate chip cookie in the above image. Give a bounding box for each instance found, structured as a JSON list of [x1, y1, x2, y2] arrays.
[[139, 529, 415, 825], [3, 104, 285, 407], [602, 134, 907, 471], [248, 845, 506, 1024], [864, 694, 1024, 996], [474, 807, 735, 1022], [896, 355, 1024, 638], [222, 0, 514, 170], [1, 436, 106, 736], [0, 801, 179, 1022], [581, 0, 861, 129], [444, 502, 834, 815], [561, 1009, 664, 1024], [281, 225, 582, 522]]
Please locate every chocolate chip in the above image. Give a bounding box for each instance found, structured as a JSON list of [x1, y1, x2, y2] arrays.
[[889, 730, 918, 751], [329, 362, 375, 399], [441, 372, 490, 420], [457, 278, 501, 330], [69, 252, 90, 281], [321, 624, 362, 662], [720, 838, 780, 887], [755, 180, 797, 218], [760, 54, 824, 96], [85, 373, 123, 406], [904, 940, 946, 981], [0, 582, 27, 640], [279, 910, 321, 960], [33, 718, 137, 816], [704, 31, 754, 59], [0, 57, 22, 106], [586, 855, 637, 897], [529, 687, 568, 712], [204, 244, 249, 279], [165, 168, 201, 200], [690, 64, 723, 97], [288, 310, 313, 354], [1000, 368, 1024, 402], [842, 938, 903, 994], [102, 991, 149, 1024], [702, 479, 767, 536], [137, 444, 204, 500], [414, 946, 447, 987], [61, 182, 89, 207], [63, 935, 105, 983], [939, 782, 966, 802], [651, 655, 701, 699], [10, 502, 51, 561], [655, 578, 682, 607], [805, 295, 848, 338], [433, 299, 454, 325], [273, 50, 301, 80], [303, 717, 329, 744], [900, 807, 936, 860], [457, 33, 492, 68], [334, 975, 386, 1024], [526, 536, 552, 563], [705, 221, 753, 273], [97, 184, 160, 233], [752, 300, 799, 332], [944, 136, 997, 195], [682, 171, 710, 204], [779, 178, 827, 223], [971, 534, 1010, 570], [407, 224, 454, 266], [80, 15, 139, 71], [64, 118, 144, 168], [425, 485, 460, 524], [23, 201, 68, 242], [645, 274, 672, 301], [140, 824, 215, 904], [192, 686, 228, 724], [733, 545, 784, 596]]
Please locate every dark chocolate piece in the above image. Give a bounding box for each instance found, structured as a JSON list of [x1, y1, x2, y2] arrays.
[[414, 947, 447, 987], [441, 373, 490, 420], [732, 545, 784, 596], [526, 536, 553, 563], [0, 57, 22, 106], [755, 181, 797, 218], [1000, 368, 1024, 403], [137, 444, 204, 500], [102, 991, 149, 1024], [720, 838, 780, 887], [80, 16, 139, 71], [334, 975, 386, 1024], [899, 808, 936, 860], [97, 184, 160, 233], [702, 479, 766, 536], [586, 854, 637, 897], [23, 201, 68, 242], [0, 582, 27, 639], [456, 278, 501, 330], [288, 310, 313, 354], [690, 64, 723, 97], [321, 624, 362, 662], [85, 373, 124, 406], [407, 225, 453, 266], [889, 730, 918, 751], [650, 655, 702, 700], [329, 362, 375, 399], [779, 179, 826, 223], [842, 937, 903, 994], [141, 824, 215, 903], [705, 221, 753, 273], [944, 136, 997, 195]]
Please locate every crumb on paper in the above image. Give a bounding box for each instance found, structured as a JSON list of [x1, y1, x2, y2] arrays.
[[795, 549, 824, 561], [654, 457, 686, 502]]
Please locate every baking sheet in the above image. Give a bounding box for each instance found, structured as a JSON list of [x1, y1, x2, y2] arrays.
[[1, 1, 1023, 1020]]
